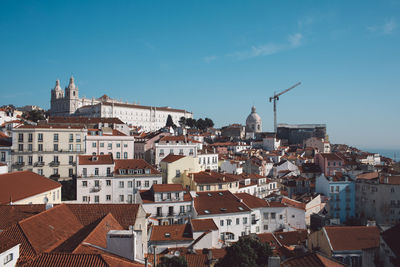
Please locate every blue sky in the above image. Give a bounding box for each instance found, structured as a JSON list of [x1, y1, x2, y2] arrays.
[[0, 0, 399, 149]]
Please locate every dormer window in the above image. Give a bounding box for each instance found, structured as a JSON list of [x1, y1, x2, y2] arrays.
[[204, 210, 210, 214]]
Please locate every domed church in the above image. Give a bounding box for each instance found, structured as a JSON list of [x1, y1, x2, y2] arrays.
[[246, 106, 262, 133]]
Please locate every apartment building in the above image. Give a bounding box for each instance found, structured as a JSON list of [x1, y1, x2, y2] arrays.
[[76, 155, 162, 204], [85, 128, 134, 159], [11, 125, 87, 179], [155, 136, 199, 165]]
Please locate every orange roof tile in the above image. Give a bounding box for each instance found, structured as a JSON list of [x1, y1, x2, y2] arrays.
[[324, 226, 380, 251], [150, 224, 193, 242], [114, 159, 160, 175], [194, 191, 251, 216], [234, 193, 269, 208], [0, 171, 61, 204], [152, 184, 184, 193], [191, 219, 218, 232], [161, 154, 186, 163]]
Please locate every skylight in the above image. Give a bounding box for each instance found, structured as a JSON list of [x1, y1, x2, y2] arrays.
[[204, 210, 210, 214], [238, 207, 244, 211]]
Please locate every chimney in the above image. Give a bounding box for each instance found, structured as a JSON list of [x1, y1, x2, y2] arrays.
[[106, 230, 137, 261]]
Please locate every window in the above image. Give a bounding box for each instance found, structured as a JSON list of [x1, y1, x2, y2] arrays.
[[336, 186, 339, 192], [176, 169, 181, 178], [243, 217, 248, 224], [92, 142, 96, 148], [27, 156, 32, 165], [106, 180, 111, 186], [69, 144, 73, 151], [38, 144, 43, 152], [116, 152, 120, 159], [206, 185, 211, 191], [54, 144, 58, 151], [18, 133, 23, 142], [38, 169, 43, 175], [82, 181, 87, 187], [18, 144, 23, 151], [38, 133, 43, 142], [264, 212, 269, 219], [76, 134, 81, 142], [279, 214, 283, 220], [69, 134, 73, 142], [119, 195, 124, 202], [106, 195, 111, 201], [124, 152, 128, 159], [179, 149, 184, 155], [153, 180, 158, 184], [218, 184, 222, 189], [69, 168, 73, 177], [175, 192, 179, 199], [76, 144, 81, 152], [160, 149, 164, 156], [145, 180, 149, 187], [54, 134, 59, 142], [227, 219, 232, 225], [69, 156, 73, 164], [170, 149, 174, 154], [199, 185, 204, 191], [264, 225, 268, 230], [1, 152, 5, 161], [100, 142, 104, 147], [95, 168, 99, 176], [3, 253, 13, 264], [119, 181, 124, 188], [127, 181, 133, 188], [28, 133, 33, 142], [127, 194, 133, 203], [236, 218, 240, 225], [180, 206, 185, 213], [28, 144, 32, 151], [17, 156, 23, 163], [124, 143, 128, 147], [82, 168, 87, 177], [108, 143, 112, 149], [95, 196, 99, 203], [94, 180, 99, 187], [167, 193, 171, 199], [271, 212, 276, 219], [83, 196, 88, 202], [137, 181, 141, 187], [220, 220, 224, 226]]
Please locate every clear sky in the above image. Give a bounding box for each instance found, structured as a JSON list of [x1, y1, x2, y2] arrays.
[[0, 0, 399, 149]]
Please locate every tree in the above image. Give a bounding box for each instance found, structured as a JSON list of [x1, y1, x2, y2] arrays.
[[179, 116, 187, 127], [23, 110, 46, 122], [165, 114, 176, 128], [217, 235, 272, 267], [186, 118, 197, 128], [158, 256, 188, 267], [196, 118, 207, 131], [204, 117, 214, 128]]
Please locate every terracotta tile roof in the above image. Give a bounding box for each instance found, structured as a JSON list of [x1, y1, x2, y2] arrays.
[[64, 204, 140, 229], [191, 219, 218, 232], [87, 129, 127, 136], [234, 193, 269, 208], [0, 171, 61, 204], [0, 224, 37, 263], [281, 252, 346, 267], [114, 159, 160, 175], [381, 223, 400, 258], [23, 253, 109, 267], [160, 154, 186, 163], [320, 153, 343, 161], [273, 230, 308, 246], [356, 172, 379, 180], [53, 213, 123, 253], [324, 226, 380, 251], [380, 175, 400, 185], [152, 184, 185, 193], [0, 235, 19, 254], [0, 204, 45, 230], [191, 171, 239, 185], [19, 204, 84, 253], [78, 155, 114, 165], [48, 116, 124, 125], [150, 224, 193, 242], [194, 190, 251, 216], [281, 197, 306, 210]]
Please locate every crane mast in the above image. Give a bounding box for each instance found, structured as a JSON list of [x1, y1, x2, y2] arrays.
[[269, 82, 301, 133]]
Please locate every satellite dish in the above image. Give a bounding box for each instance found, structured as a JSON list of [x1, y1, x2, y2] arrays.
[[43, 197, 48, 204]]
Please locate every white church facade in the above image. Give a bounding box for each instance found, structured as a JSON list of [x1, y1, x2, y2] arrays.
[[49, 77, 193, 131]]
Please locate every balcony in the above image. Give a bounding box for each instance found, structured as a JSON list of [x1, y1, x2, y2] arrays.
[[12, 162, 25, 167], [156, 213, 163, 217], [69, 161, 76, 166], [90, 186, 101, 193], [49, 161, 60, 167], [34, 161, 45, 167], [49, 174, 60, 179]]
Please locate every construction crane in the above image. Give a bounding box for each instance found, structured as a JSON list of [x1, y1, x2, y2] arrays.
[[269, 82, 301, 133]]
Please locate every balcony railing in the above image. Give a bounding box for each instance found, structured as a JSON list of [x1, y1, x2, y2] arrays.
[[12, 162, 25, 167], [90, 186, 101, 193], [34, 161, 45, 167], [49, 174, 60, 179], [49, 161, 60, 167], [69, 161, 76, 166]]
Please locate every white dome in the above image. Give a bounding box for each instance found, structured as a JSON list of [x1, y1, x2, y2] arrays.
[[246, 106, 262, 133]]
